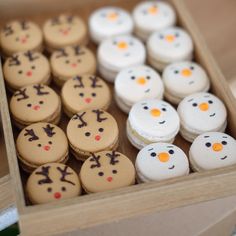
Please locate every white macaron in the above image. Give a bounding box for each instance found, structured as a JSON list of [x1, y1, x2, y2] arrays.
[[177, 92, 227, 142], [89, 7, 133, 44], [115, 65, 164, 113], [127, 99, 180, 149], [189, 132, 236, 171], [136, 143, 189, 183], [147, 26, 194, 71], [163, 61, 210, 104], [133, 1, 176, 42], [98, 35, 146, 82]]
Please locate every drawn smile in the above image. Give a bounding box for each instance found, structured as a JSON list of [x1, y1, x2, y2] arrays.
[[159, 120, 166, 124], [168, 165, 175, 170], [210, 113, 216, 117], [188, 81, 195, 85], [124, 53, 131, 57], [221, 155, 227, 160], [144, 88, 150, 93]]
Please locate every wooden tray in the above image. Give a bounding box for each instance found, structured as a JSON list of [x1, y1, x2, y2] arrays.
[[0, 0, 236, 235]]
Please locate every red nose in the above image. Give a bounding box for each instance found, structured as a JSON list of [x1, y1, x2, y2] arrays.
[[85, 98, 92, 103], [54, 192, 61, 199], [95, 135, 101, 141], [71, 63, 77, 68], [44, 145, 50, 151], [26, 71, 32, 76], [107, 177, 113, 182], [33, 105, 40, 111], [21, 37, 27, 43]]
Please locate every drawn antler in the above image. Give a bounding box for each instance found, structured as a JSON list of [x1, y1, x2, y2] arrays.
[[24, 51, 39, 61], [74, 46, 85, 56], [92, 110, 107, 123], [89, 153, 101, 168], [72, 112, 87, 128], [43, 124, 56, 137], [20, 21, 29, 30], [73, 76, 84, 88], [55, 48, 68, 58], [67, 15, 74, 23], [51, 17, 60, 26], [14, 88, 29, 101], [57, 166, 75, 185], [24, 129, 39, 141], [8, 55, 21, 66], [3, 24, 13, 36], [33, 85, 49, 96], [89, 76, 102, 88], [35, 166, 53, 185], [106, 151, 120, 165]]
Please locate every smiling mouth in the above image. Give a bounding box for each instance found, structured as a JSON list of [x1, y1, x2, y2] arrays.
[[124, 53, 130, 57], [144, 88, 150, 93], [210, 113, 216, 117], [221, 156, 227, 160], [159, 120, 166, 124], [188, 81, 194, 85], [168, 165, 175, 170]]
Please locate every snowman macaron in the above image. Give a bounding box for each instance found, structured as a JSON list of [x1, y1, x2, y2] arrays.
[[115, 65, 164, 113], [89, 7, 133, 44], [177, 92, 227, 142], [127, 99, 180, 149], [147, 26, 193, 71], [163, 61, 210, 104], [136, 143, 189, 183], [189, 132, 236, 171], [133, 1, 176, 42], [98, 35, 146, 82]]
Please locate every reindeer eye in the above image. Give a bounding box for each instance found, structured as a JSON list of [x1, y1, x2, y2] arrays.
[[79, 93, 84, 97], [38, 144, 42, 147], [205, 142, 211, 147], [85, 132, 91, 137], [150, 152, 156, 157], [39, 101, 44, 104], [98, 171, 104, 176], [98, 128, 104, 132], [18, 70, 23, 74], [168, 149, 174, 154], [91, 93, 96, 97], [61, 186, 66, 192], [31, 65, 35, 69], [26, 34, 30, 38], [48, 141, 52, 145], [77, 59, 81, 63], [143, 106, 148, 110], [27, 103, 32, 107], [222, 141, 227, 145], [47, 187, 52, 192], [112, 170, 117, 174], [192, 103, 198, 107], [65, 60, 70, 64]]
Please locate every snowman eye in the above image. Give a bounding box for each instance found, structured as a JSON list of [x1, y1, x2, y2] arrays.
[[168, 149, 174, 154], [175, 32, 180, 37], [129, 41, 134, 46], [159, 34, 164, 39], [150, 152, 156, 157], [131, 76, 135, 80], [222, 141, 227, 145], [98, 171, 104, 176], [146, 76, 151, 80], [208, 100, 213, 104], [113, 41, 117, 45], [174, 70, 179, 74], [190, 66, 194, 70], [192, 103, 198, 107], [143, 106, 149, 110], [161, 108, 167, 112], [205, 142, 211, 147]]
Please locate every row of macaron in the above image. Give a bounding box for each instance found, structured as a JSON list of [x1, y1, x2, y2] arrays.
[[26, 130, 236, 205], [0, 1, 177, 56]]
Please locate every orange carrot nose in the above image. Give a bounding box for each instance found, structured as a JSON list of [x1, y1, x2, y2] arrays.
[[107, 12, 118, 21], [137, 77, 147, 85], [165, 35, 175, 42], [148, 6, 158, 14], [199, 102, 209, 111], [150, 108, 161, 117], [181, 69, 192, 77], [117, 41, 128, 49], [212, 143, 223, 152], [158, 152, 170, 162]]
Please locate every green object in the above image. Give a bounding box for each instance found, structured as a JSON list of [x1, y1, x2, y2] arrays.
[[0, 224, 19, 236]]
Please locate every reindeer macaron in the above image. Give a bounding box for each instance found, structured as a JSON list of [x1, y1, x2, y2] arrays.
[[67, 109, 119, 160], [43, 14, 87, 52], [3, 51, 51, 91], [62, 75, 111, 117], [0, 20, 43, 56], [10, 84, 61, 129], [16, 123, 69, 172], [26, 163, 81, 204], [80, 151, 135, 193], [50, 45, 96, 86]]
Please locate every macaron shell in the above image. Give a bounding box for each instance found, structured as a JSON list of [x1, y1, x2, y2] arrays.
[[67, 109, 119, 154], [16, 123, 68, 166], [62, 75, 111, 116], [3, 51, 50, 90], [27, 163, 81, 204], [43, 14, 87, 48], [80, 151, 135, 193], [0, 20, 43, 55], [135, 143, 189, 182], [189, 132, 236, 171], [50, 46, 96, 80], [10, 84, 61, 123]]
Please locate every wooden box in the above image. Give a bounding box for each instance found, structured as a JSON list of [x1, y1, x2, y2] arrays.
[[0, 0, 236, 235]]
